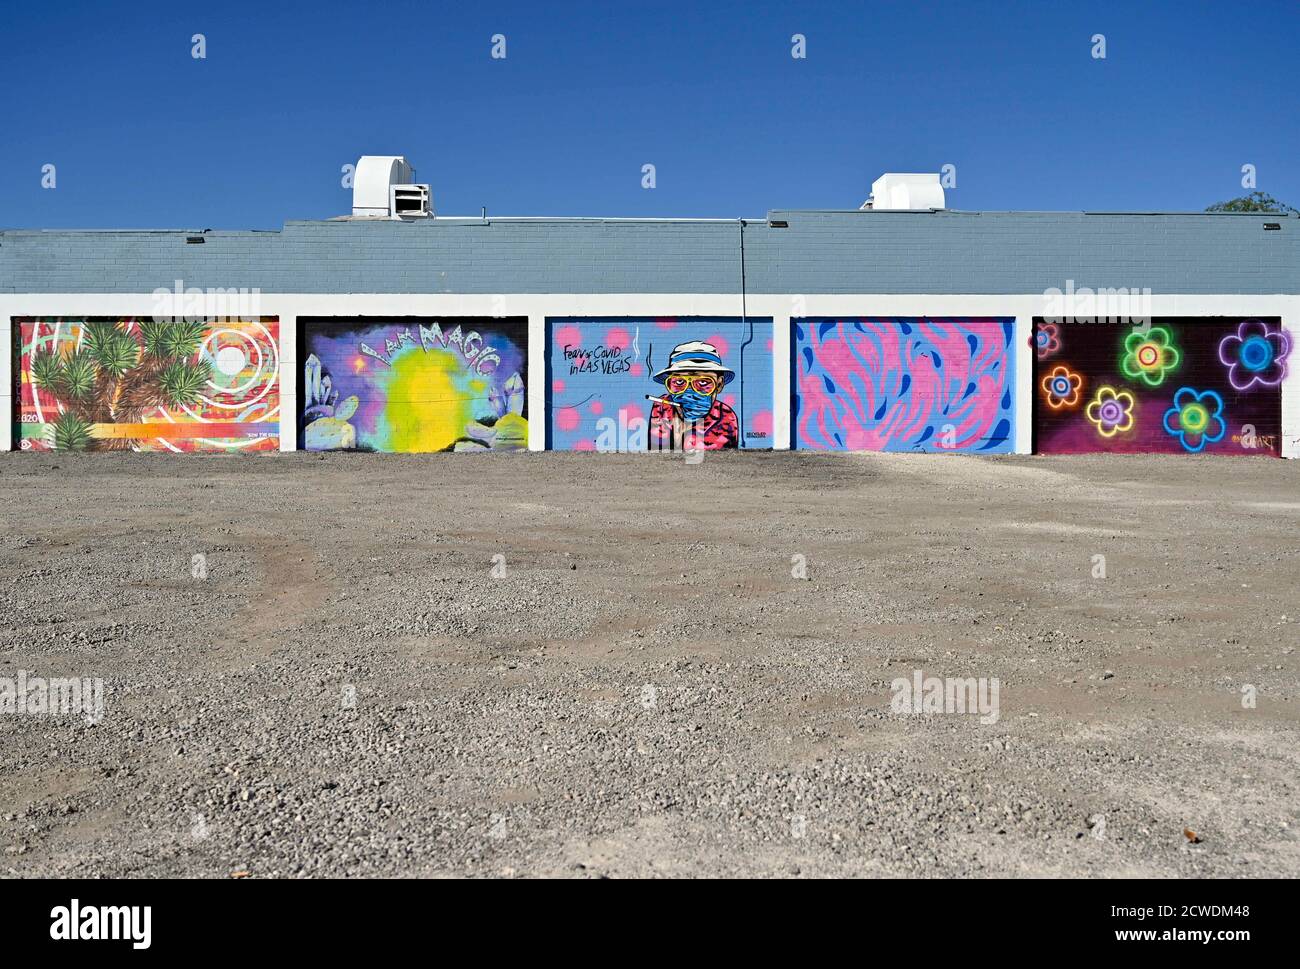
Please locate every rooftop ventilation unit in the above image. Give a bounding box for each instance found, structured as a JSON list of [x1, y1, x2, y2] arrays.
[[861, 173, 945, 211], [352, 155, 433, 219], [390, 183, 431, 218]]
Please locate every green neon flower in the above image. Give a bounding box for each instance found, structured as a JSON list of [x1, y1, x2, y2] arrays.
[[1120, 327, 1181, 387]]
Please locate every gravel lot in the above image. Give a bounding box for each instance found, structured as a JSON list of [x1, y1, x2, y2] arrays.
[[1, 450, 1297, 878]]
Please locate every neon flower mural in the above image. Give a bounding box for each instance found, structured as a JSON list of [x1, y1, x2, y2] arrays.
[[1162, 387, 1226, 453], [1217, 319, 1291, 391], [1084, 385, 1135, 438], [1035, 318, 1282, 457], [1035, 323, 1061, 360], [1120, 327, 1180, 387], [1040, 365, 1083, 410]]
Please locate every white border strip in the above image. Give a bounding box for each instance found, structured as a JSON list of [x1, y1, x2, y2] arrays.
[[528, 313, 546, 451], [1014, 316, 1035, 454], [3, 294, 1296, 455]]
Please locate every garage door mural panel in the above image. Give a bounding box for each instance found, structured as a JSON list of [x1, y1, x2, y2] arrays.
[[299, 317, 528, 452], [548, 318, 774, 450], [14, 317, 280, 452], [1033, 318, 1287, 455], [793, 318, 1015, 452]]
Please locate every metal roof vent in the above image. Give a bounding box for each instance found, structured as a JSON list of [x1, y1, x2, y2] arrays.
[[861, 173, 945, 211], [352, 155, 433, 219], [390, 183, 431, 218]]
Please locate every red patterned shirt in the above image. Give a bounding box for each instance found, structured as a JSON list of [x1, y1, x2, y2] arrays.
[[650, 398, 740, 450]]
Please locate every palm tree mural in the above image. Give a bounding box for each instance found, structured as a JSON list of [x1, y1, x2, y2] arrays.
[[28, 320, 213, 451]]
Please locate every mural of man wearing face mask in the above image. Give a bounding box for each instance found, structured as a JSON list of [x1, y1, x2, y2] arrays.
[[648, 340, 740, 449]]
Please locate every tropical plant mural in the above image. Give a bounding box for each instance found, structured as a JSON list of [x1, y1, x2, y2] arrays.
[[15, 318, 281, 452]]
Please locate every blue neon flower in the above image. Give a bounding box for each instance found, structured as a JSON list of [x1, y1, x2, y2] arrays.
[[1162, 387, 1226, 453]]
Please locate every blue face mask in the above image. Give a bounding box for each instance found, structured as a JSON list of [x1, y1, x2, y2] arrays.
[[671, 388, 714, 422]]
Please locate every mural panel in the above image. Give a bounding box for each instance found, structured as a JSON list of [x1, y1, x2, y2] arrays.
[[1033, 318, 1287, 455], [299, 318, 528, 452], [793, 318, 1015, 452], [547, 318, 774, 450], [14, 317, 280, 452]]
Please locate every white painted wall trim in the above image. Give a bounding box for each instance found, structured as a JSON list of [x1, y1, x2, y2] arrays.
[[772, 311, 792, 450], [1283, 308, 1298, 459], [4, 294, 1296, 455], [527, 313, 546, 451], [3, 293, 1292, 317], [1013, 316, 1035, 455], [278, 316, 297, 452]]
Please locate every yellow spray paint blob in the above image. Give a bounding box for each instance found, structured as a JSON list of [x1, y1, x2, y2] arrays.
[[382, 348, 472, 452]]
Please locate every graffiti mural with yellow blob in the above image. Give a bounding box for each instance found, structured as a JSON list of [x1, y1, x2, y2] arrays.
[[299, 318, 528, 452]]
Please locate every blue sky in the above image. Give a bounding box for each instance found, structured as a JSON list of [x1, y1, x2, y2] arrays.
[[2, 0, 1297, 229]]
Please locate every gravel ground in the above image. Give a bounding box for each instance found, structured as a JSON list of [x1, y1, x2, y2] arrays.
[[1, 450, 1297, 879]]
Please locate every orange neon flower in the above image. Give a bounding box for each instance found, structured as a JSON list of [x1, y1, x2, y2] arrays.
[[1040, 365, 1083, 410]]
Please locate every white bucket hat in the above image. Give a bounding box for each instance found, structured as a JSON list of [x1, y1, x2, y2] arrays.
[[652, 340, 736, 385]]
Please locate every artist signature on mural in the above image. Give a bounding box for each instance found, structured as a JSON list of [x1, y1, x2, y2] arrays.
[[1232, 433, 1275, 450]]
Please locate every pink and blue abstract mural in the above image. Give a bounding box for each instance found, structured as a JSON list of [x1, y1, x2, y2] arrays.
[[792, 318, 1016, 452]]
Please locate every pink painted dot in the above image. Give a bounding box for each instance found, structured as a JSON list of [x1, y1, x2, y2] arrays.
[[752, 410, 773, 435], [555, 325, 582, 349], [552, 379, 566, 394], [723, 394, 735, 408], [707, 334, 729, 356], [605, 327, 630, 351], [618, 404, 644, 426], [589, 400, 603, 415], [766, 338, 773, 352], [573, 439, 595, 451], [629, 362, 644, 377], [655, 318, 677, 330], [556, 407, 580, 432]]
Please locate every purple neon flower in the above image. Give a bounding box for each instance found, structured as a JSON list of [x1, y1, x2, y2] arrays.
[[1218, 319, 1290, 391]]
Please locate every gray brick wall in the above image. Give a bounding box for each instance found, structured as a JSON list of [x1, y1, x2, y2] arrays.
[[1, 210, 1296, 295]]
